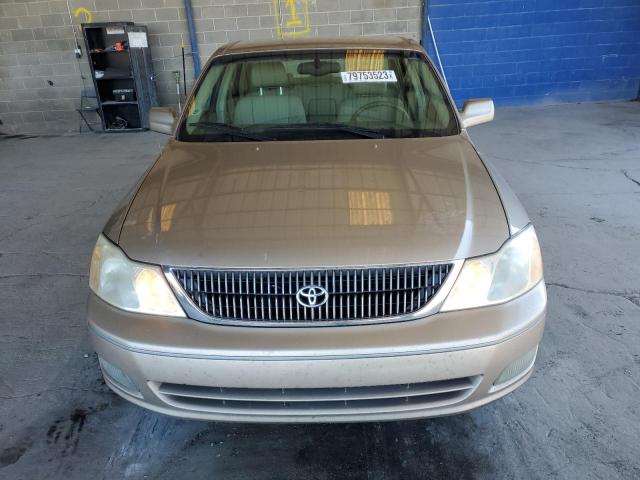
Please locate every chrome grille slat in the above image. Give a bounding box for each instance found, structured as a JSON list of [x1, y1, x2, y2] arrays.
[[287, 272, 292, 321], [346, 270, 350, 319], [231, 271, 237, 318], [295, 271, 300, 320], [410, 266, 415, 311], [310, 271, 315, 321], [245, 273, 250, 321], [260, 274, 265, 320], [203, 273, 209, 313], [375, 268, 379, 317], [325, 270, 329, 320], [403, 267, 407, 314], [224, 272, 229, 318], [367, 269, 371, 317], [195, 271, 202, 309], [267, 272, 272, 320], [273, 272, 278, 321], [339, 270, 343, 319], [332, 271, 336, 320], [217, 272, 222, 317], [360, 270, 365, 318], [171, 264, 452, 324], [396, 267, 401, 316], [382, 269, 386, 316], [302, 271, 307, 321]]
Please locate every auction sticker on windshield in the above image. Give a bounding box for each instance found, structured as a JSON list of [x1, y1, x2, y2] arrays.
[[341, 70, 397, 83]]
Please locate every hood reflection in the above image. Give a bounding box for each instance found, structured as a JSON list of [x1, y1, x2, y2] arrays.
[[120, 137, 508, 268]]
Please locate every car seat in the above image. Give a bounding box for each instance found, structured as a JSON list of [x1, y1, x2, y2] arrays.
[[233, 61, 306, 126]]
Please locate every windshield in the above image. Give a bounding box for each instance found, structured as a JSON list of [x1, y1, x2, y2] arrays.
[[178, 50, 459, 142]]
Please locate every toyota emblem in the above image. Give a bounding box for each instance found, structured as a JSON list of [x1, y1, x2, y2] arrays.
[[296, 285, 328, 308]]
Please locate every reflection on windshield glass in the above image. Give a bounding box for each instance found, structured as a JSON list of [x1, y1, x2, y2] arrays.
[[179, 50, 458, 142]]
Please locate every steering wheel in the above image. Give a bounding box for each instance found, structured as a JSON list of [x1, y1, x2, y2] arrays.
[[350, 101, 412, 124]]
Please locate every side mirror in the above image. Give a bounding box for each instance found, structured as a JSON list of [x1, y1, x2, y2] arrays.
[[149, 107, 178, 135], [460, 99, 494, 128]]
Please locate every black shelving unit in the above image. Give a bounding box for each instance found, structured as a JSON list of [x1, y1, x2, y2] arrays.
[[82, 22, 158, 132]]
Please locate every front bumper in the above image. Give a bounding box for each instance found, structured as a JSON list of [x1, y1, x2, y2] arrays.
[[89, 282, 546, 423]]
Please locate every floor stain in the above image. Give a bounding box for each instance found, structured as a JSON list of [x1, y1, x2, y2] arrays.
[[0, 438, 33, 468], [45, 404, 109, 456]]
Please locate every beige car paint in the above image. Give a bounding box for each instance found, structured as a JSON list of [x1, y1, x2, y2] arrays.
[[118, 136, 509, 268]]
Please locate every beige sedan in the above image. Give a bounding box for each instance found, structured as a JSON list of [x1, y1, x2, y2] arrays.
[[88, 36, 546, 422]]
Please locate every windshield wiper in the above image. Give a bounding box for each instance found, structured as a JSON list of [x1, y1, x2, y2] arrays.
[[266, 123, 385, 139], [187, 122, 276, 141], [399, 128, 447, 138]]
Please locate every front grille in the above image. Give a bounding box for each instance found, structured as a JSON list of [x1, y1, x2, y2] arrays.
[[170, 264, 452, 324], [155, 376, 479, 416]]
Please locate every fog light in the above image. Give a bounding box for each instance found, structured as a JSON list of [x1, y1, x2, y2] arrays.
[[99, 357, 142, 398], [493, 346, 538, 389]]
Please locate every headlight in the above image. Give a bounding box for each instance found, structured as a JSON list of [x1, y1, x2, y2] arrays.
[[441, 225, 543, 311], [89, 234, 185, 317]]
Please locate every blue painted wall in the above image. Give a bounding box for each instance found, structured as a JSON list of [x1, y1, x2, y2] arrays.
[[424, 0, 640, 106]]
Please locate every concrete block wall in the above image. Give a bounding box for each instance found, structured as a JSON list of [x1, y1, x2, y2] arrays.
[[425, 0, 640, 106], [0, 0, 422, 134]]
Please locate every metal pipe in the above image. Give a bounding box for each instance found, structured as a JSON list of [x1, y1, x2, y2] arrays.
[[65, 0, 82, 58], [427, 14, 449, 92], [182, 43, 187, 96], [183, 0, 201, 77], [420, 0, 427, 46]]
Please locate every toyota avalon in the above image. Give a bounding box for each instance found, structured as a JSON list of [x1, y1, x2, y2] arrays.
[[88, 37, 546, 422]]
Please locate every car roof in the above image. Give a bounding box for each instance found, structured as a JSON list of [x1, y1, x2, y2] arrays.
[[213, 36, 425, 58]]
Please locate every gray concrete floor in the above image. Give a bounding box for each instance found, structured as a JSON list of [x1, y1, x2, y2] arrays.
[[1, 102, 639, 480]]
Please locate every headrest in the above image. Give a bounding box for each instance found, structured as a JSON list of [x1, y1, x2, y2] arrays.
[[250, 62, 287, 89]]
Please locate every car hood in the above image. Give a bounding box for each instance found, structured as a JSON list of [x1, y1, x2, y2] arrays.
[[117, 136, 508, 268]]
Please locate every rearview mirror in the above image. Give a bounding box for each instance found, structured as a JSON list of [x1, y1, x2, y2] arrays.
[[297, 60, 341, 76], [149, 107, 178, 135], [460, 99, 494, 128]]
